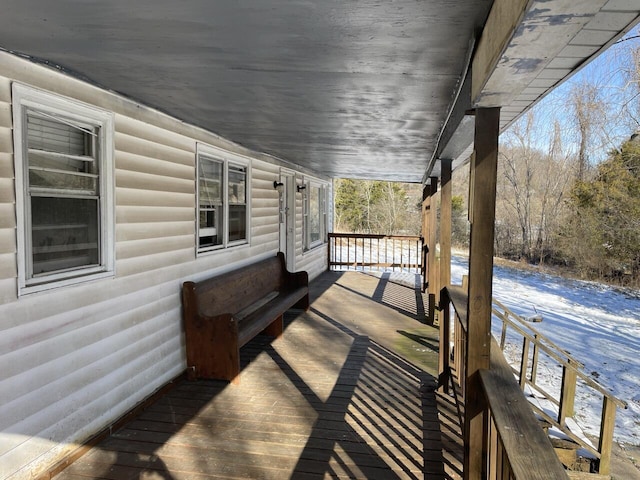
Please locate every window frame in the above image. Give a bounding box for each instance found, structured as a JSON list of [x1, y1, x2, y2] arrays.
[[302, 178, 328, 252], [12, 83, 115, 295], [196, 143, 251, 255]]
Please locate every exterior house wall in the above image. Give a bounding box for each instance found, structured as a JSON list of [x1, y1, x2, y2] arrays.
[[0, 52, 328, 479]]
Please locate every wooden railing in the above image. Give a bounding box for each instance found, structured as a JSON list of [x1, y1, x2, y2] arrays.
[[441, 286, 570, 479], [328, 233, 423, 273], [492, 299, 627, 476]]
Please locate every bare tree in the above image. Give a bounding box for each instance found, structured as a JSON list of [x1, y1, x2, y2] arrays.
[[499, 112, 536, 259], [497, 111, 575, 263], [535, 121, 573, 263], [568, 82, 604, 180]]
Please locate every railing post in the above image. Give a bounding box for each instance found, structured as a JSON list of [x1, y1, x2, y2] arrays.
[[520, 337, 530, 390], [598, 396, 617, 476], [499, 320, 507, 350], [559, 359, 578, 427], [439, 287, 451, 393], [530, 333, 539, 384]]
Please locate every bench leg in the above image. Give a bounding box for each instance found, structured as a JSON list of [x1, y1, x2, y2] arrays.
[[262, 314, 283, 338]]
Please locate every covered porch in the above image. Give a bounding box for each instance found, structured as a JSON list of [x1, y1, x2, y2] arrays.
[[49, 271, 463, 480], [1, 1, 639, 479]]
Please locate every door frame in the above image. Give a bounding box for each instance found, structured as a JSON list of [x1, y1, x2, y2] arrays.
[[278, 169, 296, 270]]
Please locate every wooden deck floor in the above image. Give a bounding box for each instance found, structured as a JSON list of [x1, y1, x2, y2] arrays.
[[53, 271, 463, 480]]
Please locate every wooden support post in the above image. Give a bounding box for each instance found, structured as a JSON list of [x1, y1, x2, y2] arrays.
[[520, 337, 530, 390], [437, 159, 452, 392], [440, 159, 452, 296], [464, 107, 500, 480], [421, 185, 430, 292], [531, 334, 540, 384], [427, 178, 438, 325], [499, 322, 508, 350], [438, 287, 451, 393], [598, 396, 617, 476], [559, 359, 578, 427]]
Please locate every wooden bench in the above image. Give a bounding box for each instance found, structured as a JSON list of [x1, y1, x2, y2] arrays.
[[181, 252, 309, 382]]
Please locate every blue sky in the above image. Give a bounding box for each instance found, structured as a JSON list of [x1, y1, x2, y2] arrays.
[[504, 25, 640, 164]]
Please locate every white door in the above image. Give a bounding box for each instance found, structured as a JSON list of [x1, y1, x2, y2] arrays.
[[278, 172, 295, 270]]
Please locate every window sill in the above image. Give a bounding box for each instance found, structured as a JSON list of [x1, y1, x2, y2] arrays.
[[304, 242, 326, 254], [197, 241, 250, 257], [19, 269, 115, 296]]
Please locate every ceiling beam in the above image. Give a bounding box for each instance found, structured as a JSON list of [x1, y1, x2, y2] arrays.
[[471, 0, 530, 106], [472, 0, 623, 108]]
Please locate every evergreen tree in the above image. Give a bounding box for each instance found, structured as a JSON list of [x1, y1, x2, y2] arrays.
[[560, 137, 640, 284]]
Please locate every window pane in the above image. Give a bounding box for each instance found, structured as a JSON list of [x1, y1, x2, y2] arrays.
[[228, 165, 246, 204], [229, 205, 246, 242], [31, 196, 99, 275], [309, 186, 321, 243], [27, 114, 98, 194], [27, 114, 91, 157], [199, 157, 223, 248], [199, 208, 222, 247], [29, 168, 97, 193], [199, 158, 223, 207]]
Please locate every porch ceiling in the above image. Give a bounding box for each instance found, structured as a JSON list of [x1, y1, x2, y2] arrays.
[[0, 1, 638, 183]]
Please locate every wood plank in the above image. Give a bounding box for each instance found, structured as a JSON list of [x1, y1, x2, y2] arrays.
[[50, 271, 462, 480]]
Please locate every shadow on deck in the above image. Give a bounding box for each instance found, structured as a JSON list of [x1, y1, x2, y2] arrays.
[[53, 271, 463, 480]]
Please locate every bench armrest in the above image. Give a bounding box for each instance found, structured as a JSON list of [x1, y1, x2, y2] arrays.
[[183, 311, 240, 380], [183, 280, 241, 379], [277, 251, 309, 288], [285, 269, 308, 288]]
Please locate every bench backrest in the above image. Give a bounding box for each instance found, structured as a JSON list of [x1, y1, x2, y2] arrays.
[[189, 253, 287, 318]]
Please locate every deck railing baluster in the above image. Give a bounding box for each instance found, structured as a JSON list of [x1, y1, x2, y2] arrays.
[[531, 334, 539, 384], [328, 233, 423, 274], [520, 336, 531, 390]]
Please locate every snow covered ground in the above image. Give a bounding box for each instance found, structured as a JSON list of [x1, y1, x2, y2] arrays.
[[449, 255, 640, 447]]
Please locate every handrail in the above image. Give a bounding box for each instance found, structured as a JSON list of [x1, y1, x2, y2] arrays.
[[480, 339, 569, 479], [441, 286, 568, 479], [493, 299, 585, 370], [328, 233, 422, 273], [491, 298, 627, 475], [493, 299, 626, 410]]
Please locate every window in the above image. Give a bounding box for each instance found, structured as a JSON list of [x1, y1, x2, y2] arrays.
[[12, 84, 114, 294], [303, 180, 327, 251], [197, 144, 250, 253]]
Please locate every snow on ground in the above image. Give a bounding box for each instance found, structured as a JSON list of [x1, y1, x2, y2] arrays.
[[450, 255, 640, 446]]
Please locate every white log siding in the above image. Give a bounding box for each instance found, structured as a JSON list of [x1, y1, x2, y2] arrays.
[[0, 52, 328, 480]]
